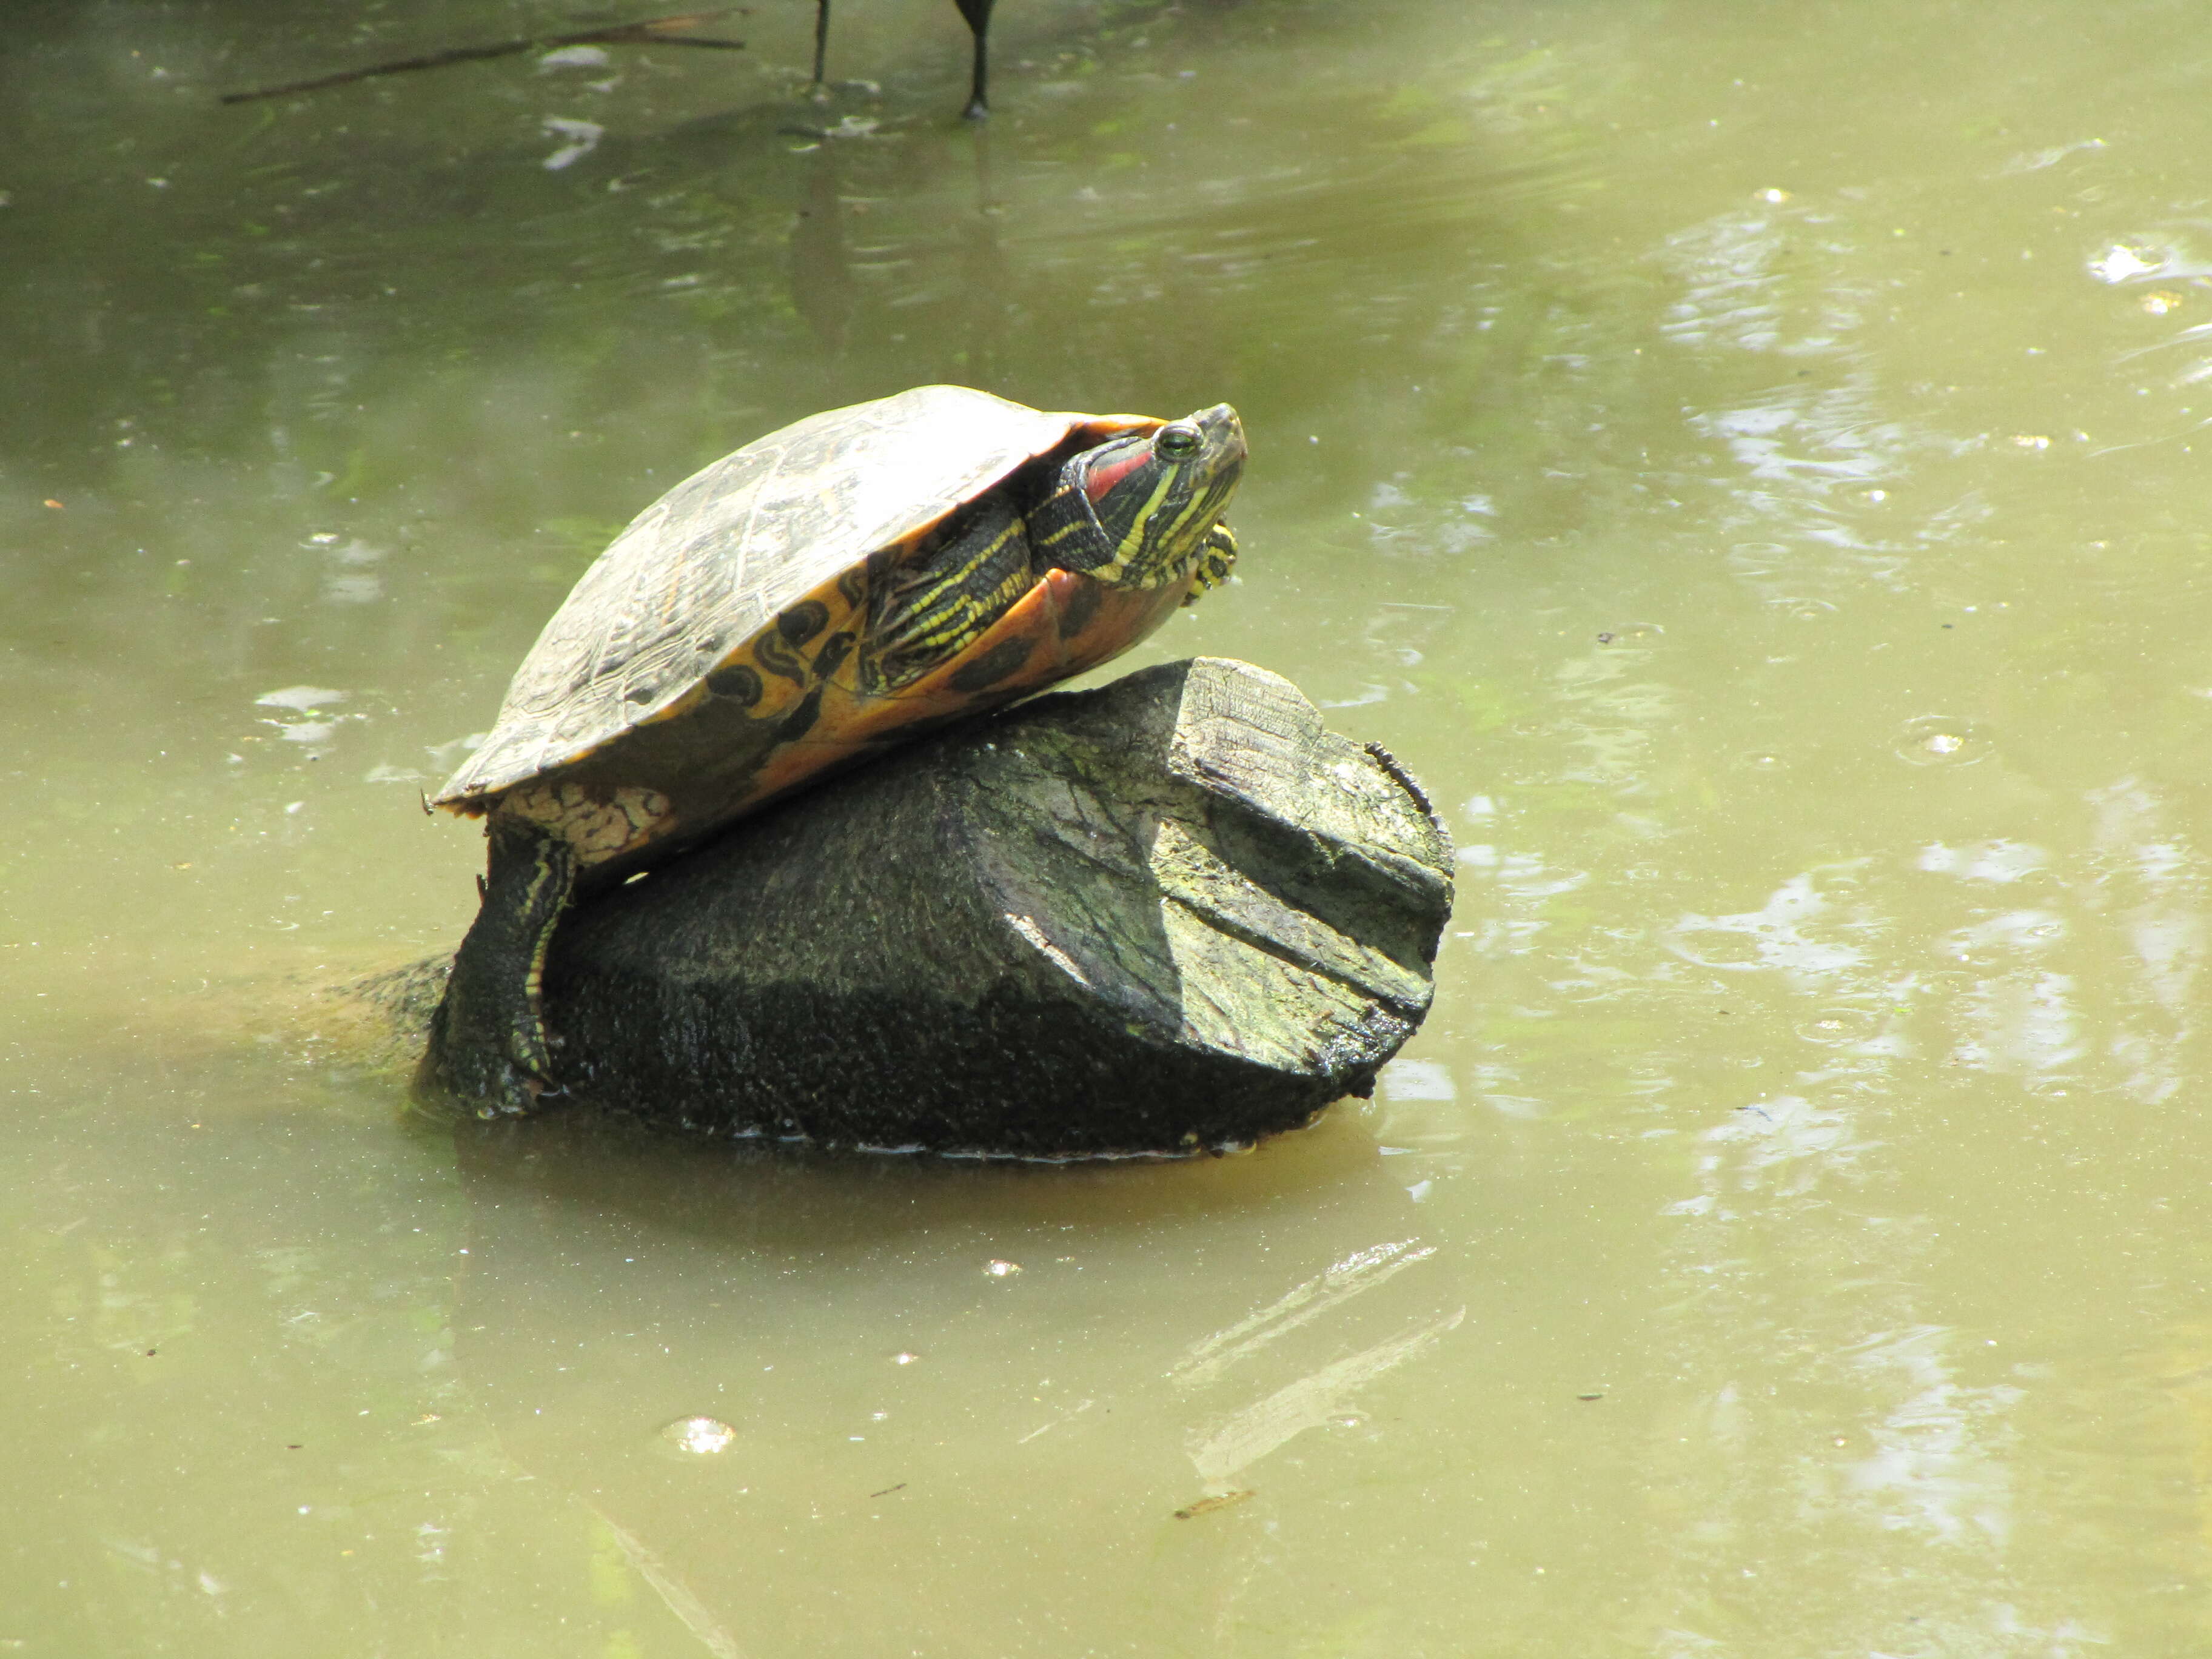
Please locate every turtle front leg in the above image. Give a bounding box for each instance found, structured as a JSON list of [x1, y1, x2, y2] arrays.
[[417, 813, 578, 1116], [862, 491, 1031, 692], [1182, 521, 1238, 605]]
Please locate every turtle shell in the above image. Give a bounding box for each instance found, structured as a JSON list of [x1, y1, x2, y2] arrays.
[[434, 385, 1178, 878]]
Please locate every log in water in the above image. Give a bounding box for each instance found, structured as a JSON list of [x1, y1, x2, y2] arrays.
[[354, 657, 1452, 1156]]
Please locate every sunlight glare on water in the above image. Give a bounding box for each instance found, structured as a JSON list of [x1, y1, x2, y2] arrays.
[[8, 0, 2212, 1654]]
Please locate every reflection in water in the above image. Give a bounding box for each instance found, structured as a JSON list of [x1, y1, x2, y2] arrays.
[[1842, 1324, 2019, 1547], [16, 0, 2212, 1651], [601, 1513, 751, 1659], [1185, 1305, 1465, 1490], [1638, 757, 2212, 1646], [2088, 779, 2207, 1107], [1918, 839, 2052, 885], [1666, 873, 1871, 981], [1549, 642, 1675, 787], [790, 136, 858, 355], [1170, 1237, 1437, 1389], [1661, 203, 1938, 606], [438, 1113, 1466, 1655]]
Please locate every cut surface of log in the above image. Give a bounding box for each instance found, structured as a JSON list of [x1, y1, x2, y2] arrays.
[[363, 657, 1452, 1156]]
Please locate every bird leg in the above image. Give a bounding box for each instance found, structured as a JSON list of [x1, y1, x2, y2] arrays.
[[954, 0, 995, 118]]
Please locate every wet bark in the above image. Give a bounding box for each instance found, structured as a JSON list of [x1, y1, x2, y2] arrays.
[[350, 657, 1453, 1156]]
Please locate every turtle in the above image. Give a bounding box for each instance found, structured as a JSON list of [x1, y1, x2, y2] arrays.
[[419, 384, 1248, 1113]]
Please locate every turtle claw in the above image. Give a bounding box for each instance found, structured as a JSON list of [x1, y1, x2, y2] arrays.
[[1182, 521, 1238, 605], [500, 1002, 557, 1085], [416, 977, 560, 1118], [464, 1055, 552, 1120]]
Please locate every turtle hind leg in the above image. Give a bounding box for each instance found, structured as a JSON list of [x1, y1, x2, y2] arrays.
[[415, 814, 578, 1118]]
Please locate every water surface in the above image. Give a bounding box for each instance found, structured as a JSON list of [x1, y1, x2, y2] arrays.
[[9, 1, 2212, 1652]]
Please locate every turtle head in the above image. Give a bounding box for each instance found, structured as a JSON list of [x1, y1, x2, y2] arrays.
[[1037, 404, 1247, 589]]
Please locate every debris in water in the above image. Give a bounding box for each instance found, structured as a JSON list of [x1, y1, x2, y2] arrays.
[[1174, 1490, 1255, 1520], [219, 12, 744, 106]]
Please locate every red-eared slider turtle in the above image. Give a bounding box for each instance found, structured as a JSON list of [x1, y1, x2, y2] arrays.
[[420, 384, 1247, 1113]]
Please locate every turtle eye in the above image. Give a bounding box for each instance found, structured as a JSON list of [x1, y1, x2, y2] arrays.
[[1153, 422, 1202, 460]]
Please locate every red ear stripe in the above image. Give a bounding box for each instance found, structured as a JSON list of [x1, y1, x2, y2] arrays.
[[1079, 447, 1151, 503]]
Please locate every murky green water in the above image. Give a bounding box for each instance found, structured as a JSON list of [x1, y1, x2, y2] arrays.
[[10, 0, 2212, 1651]]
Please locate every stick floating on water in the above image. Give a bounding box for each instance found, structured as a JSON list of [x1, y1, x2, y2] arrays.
[[219, 11, 745, 106]]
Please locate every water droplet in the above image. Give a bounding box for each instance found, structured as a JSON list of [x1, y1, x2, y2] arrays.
[[1794, 1008, 1880, 1045], [660, 1416, 738, 1455], [1895, 716, 1988, 767]]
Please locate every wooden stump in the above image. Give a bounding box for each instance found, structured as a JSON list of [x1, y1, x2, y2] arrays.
[[357, 657, 1452, 1156]]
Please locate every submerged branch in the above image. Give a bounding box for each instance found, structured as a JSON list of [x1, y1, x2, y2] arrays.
[[220, 11, 745, 106]]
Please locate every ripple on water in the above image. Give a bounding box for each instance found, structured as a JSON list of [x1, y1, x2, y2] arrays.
[[1895, 714, 1988, 767], [1795, 1007, 1884, 1045], [1378, 1057, 1456, 1102]]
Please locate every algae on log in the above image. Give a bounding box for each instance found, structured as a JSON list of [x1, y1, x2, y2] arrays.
[[364, 657, 1452, 1156]]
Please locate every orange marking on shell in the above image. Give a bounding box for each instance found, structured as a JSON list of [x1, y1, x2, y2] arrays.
[[439, 401, 1194, 870]]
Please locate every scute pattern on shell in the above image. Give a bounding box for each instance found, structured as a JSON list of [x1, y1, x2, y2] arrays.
[[437, 386, 1088, 805]]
